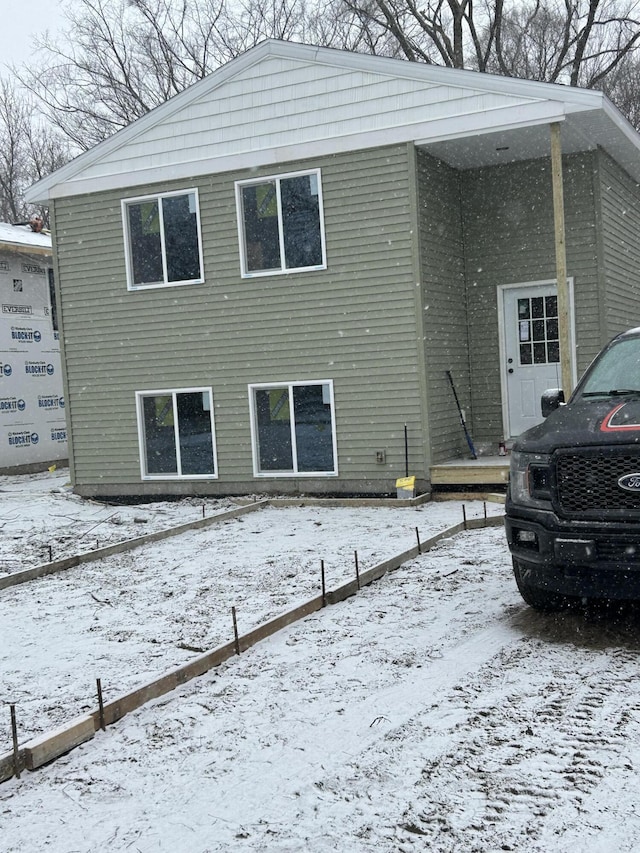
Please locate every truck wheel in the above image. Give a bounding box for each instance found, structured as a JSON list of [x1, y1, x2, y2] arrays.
[[512, 558, 569, 612]]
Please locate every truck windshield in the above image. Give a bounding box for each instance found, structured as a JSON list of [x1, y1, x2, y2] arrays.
[[580, 336, 640, 398]]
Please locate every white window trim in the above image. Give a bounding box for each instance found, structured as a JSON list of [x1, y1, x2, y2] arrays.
[[135, 387, 218, 480], [122, 188, 205, 291], [248, 379, 338, 477], [235, 169, 327, 278]]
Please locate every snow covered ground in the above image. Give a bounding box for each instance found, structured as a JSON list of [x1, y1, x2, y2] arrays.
[[2, 469, 640, 852]]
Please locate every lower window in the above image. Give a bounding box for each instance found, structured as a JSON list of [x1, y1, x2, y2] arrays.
[[249, 381, 337, 476], [136, 388, 217, 478]]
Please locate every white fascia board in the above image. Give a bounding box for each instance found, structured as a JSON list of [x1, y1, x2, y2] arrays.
[[42, 100, 570, 199]]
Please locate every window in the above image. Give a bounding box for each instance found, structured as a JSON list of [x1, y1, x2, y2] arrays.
[[236, 170, 326, 276], [136, 388, 217, 478], [249, 381, 337, 476], [122, 189, 204, 290]]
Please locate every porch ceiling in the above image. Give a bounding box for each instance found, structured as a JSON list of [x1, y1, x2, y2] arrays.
[[418, 108, 640, 181]]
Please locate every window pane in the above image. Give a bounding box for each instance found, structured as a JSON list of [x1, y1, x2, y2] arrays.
[[163, 194, 201, 282], [545, 295, 558, 317], [548, 340, 560, 362], [255, 388, 293, 471], [546, 318, 558, 341], [142, 395, 177, 474], [532, 319, 545, 341], [242, 183, 281, 272], [293, 384, 334, 472], [281, 175, 323, 269], [520, 343, 533, 364], [176, 392, 215, 475], [533, 342, 547, 363], [128, 201, 164, 285], [517, 299, 530, 319], [531, 297, 544, 319]]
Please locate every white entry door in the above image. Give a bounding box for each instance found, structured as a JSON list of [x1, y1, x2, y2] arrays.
[[501, 283, 565, 438]]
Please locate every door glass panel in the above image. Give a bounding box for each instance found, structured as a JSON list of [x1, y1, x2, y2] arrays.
[[520, 343, 533, 364], [516, 294, 559, 366], [293, 384, 334, 472], [531, 297, 544, 318], [533, 342, 547, 363]]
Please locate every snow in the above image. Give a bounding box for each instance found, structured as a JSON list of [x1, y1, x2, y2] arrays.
[[2, 468, 640, 851]]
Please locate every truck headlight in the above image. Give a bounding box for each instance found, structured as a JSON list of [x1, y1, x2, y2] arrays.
[[510, 451, 552, 507]]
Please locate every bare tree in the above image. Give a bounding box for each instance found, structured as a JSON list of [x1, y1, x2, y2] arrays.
[[19, 0, 313, 150], [491, 0, 640, 87], [0, 79, 70, 224], [15, 0, 640, 155]]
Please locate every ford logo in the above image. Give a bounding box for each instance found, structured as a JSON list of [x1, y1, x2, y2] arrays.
[[618, 473, 640, 492]]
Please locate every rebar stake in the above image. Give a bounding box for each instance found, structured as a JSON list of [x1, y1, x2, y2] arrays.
[[416, 527, 422, 555], [462, 505, 468, 529], [321, 560, 327, 607], [10, 704, 20, 779], [354, 550, 361, 590], [97, 678, 105, 731], [232, 606, 240, 655]]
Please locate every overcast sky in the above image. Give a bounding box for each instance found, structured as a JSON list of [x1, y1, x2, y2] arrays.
[[0, 0, 65, 68]]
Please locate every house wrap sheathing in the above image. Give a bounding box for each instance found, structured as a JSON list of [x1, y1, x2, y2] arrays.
[[0, 224, 67, 472]]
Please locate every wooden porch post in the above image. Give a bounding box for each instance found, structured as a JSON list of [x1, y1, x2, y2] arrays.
[[550, 122, 573, 397]]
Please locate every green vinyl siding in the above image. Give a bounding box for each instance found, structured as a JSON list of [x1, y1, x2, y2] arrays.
[[415, 150, 470, 464], [52, 144, 427, 496], [461, 152, 600, 443], [598, 150, 640, 342]]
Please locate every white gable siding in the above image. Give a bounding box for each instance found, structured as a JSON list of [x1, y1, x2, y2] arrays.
[[65, 56, 546, 188]]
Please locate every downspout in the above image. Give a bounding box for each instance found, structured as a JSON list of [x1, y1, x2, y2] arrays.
[[550, 122, 573, 396]]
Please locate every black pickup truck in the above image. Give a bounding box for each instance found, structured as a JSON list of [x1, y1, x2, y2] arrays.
[[505, 327, 640, 610]]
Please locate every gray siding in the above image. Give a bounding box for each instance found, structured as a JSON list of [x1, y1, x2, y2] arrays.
[[53, 144, 427, 497], [415, 150, 470, 464], [461, 151, 600, 443], [598, 149, 640, 341]]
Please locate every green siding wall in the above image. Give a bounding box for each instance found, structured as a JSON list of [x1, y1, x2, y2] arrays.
[[52, 145, 428, 497], [415, 150, 470, 464], [460, 151, 600, 443], [598, 150, 640, 341]]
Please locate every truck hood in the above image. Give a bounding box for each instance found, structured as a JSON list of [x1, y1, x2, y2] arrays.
[[514, 397, 640, 453]]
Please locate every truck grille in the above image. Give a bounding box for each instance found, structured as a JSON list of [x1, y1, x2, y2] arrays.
[[555, 448, 640, 519]]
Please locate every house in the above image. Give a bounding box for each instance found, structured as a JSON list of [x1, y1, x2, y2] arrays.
[[0, 221, 67, 473], [24, 40, 640, 499]]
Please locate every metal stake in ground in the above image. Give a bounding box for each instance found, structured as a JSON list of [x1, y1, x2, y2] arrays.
[[10, 704, 20, 779], [321, 560, 327, 607], [232, 606, 240, 655], [354, 550, 361, 590], [416, 527, 422, 555], [96, 678, 105, 731]]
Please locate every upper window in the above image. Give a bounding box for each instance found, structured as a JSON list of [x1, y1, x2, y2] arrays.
[[236, 170, 326, 277], [136, 388, 217, 479], [249, 381, 337, 476], [122, 189, 204, 290]]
